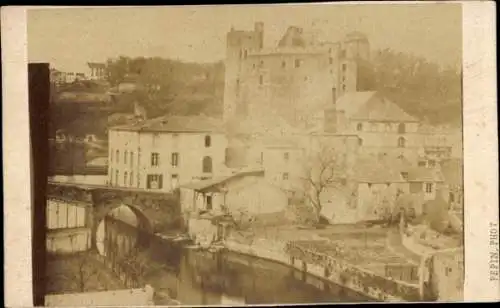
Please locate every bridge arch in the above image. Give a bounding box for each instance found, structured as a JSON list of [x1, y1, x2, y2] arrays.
[[92, 201, 154, 256]]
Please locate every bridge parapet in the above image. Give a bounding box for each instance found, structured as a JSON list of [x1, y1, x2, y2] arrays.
[[47, 182, 182, 239]]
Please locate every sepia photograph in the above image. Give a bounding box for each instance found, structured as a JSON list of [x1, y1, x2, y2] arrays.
[[4, 2, 488, 306]]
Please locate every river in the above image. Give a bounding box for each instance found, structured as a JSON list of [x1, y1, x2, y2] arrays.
[[101, 212, 372, 305]]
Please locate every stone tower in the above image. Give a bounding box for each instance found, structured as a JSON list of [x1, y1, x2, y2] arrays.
[[337, 31, 371, 97], [223, 22, 264, 123]]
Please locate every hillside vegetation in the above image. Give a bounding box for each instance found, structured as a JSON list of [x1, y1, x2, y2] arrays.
[[104, 51, 461, 127]]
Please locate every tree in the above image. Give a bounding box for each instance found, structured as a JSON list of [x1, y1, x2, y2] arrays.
[[289, 146, 341, 225], [105, 56, 131, 86], [370, 48, 462, 125]]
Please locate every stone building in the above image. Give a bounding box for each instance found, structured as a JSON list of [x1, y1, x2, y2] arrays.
[[223, 22, 372, 127], [108, 115, 229, 192]]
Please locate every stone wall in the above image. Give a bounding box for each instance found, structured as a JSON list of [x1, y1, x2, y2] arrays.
[[286, 242, 421, 301], [224, 236, 421, 302]]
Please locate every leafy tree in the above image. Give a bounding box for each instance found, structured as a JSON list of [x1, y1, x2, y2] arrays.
[[106, 56, 131, 86], [370, 48, 462, 125]]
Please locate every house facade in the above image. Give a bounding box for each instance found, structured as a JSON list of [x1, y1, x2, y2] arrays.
[[108, 116, 229, 192], [180, 169, 288, 217]]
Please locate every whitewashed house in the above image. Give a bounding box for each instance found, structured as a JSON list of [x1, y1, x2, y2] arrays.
[[108, 115, 229, 192]]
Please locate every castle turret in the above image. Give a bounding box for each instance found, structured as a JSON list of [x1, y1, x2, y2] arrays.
[[223, 22, 265, 122]]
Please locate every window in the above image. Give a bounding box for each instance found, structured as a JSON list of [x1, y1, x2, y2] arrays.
[[130, 172, 134, 186], [418, 161, 426, 167], [151, 152, 160, 166], [171, 152, 179, 167], [342, 63, 347, 71], [130, 152, 134, 167], [124, 151, 128, 165], [358, 138, 363, 146], [283, 173, 289, 180], [357, 123, 363, 131], [329, 57, 333, 65], [284, 152, 289, 161], [260, 152, 264, 164], [116, 150, 119, 163], [398, 123, 406, 134], [425, 183, 433, 193], [202, 156, 213, 173], [243, 50, 248, 58], [205, 135, 211, 147], [340, 50, 346, 58], [206, 195, 213, 210], [401, 172, 409, 180], [428, 160, 436, 168], [115, 170, 119, 186], [110, 149, 113, 162], [137, 173, 140, 188], [342, 84, 346, 91], [260, 60, 264, 67], [171, 174, 179, 189], [281, 61, 286, 68], [259, 75, 263, 85], [295, 59, 301, 68], [398, 137, 406, 148], [124, 172, 128, 186], [147, 174, 163, 189], [110, 168, 114, 185]]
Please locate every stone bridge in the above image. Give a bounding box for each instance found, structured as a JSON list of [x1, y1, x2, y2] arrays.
[[47, 181, 182, 250]]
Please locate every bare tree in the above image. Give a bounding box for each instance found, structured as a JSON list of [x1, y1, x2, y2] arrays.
[[56, 234, 104, 292], [287, 146, 341, 225]]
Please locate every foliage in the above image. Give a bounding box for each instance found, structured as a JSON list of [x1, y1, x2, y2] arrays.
[[105, 56, 224, 118], [370, 48, 462, 126]]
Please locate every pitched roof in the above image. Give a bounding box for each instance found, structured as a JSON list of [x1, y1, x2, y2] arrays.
[[181, 168, 264, 192], [111, 115, 225, 133], [352, 156, 406, 183], [335, 91, 419, 122], [406, 167, 444, 182]]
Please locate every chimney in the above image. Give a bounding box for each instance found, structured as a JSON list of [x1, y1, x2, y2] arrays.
[[254, 22, 264, 49]]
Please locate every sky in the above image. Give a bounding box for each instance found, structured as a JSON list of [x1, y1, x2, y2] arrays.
[[27, 3, 462, 73]]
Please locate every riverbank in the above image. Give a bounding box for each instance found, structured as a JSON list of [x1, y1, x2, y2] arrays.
[[218, 225, 423, 302]]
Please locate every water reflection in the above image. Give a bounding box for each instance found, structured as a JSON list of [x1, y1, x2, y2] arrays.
[[151, 246, 370, 305], [104, 217, 370, 305]]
